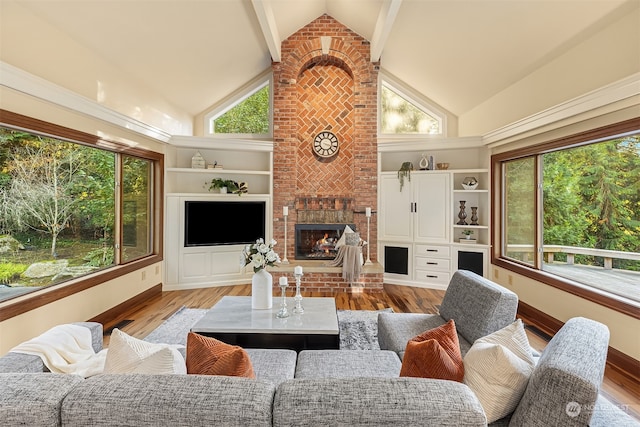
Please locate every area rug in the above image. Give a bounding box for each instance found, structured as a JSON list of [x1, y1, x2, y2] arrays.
[[337, 308, 393, 350], [143, 307, 206, 346], [143, 306, 392, 350]]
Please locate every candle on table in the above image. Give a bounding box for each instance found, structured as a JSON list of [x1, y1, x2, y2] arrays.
[[283, 206, 288, 216], [294, 266, 303, 276], [279, 276, 288, 286], [365, 207, 372, 217]]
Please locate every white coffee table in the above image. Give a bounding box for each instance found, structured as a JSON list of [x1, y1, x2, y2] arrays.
[[191, 296, 340, 351]]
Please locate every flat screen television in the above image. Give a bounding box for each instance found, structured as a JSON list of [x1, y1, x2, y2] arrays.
[[184, 201, 266, 246]]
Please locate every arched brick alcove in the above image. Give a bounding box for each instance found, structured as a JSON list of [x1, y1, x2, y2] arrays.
[[272, 15, 380, 291]]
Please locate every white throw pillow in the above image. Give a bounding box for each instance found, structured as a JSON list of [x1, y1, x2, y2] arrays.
[[463, 319, 535, 423], [334, 225, 354, 250], [104, 328, 186, 375]]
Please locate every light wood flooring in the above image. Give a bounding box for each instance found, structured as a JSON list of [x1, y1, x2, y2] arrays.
[[102, 283, 639, 420]]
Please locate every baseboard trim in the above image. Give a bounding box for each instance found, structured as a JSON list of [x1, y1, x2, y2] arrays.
[[89, 284, 162, 325], [517, 301, 640, 384]]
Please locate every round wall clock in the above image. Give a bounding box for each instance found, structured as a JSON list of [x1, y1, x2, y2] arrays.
[[313, 131, 339, 158]]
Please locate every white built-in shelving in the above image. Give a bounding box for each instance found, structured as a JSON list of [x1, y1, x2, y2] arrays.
[[377, 138, 491, 289]]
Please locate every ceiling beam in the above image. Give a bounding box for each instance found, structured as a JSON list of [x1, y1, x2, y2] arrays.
[[251, 0, 281, 62], [370, 0, 402, 62]]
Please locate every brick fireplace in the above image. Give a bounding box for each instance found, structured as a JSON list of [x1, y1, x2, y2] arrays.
[[272, 15, 382, 292]]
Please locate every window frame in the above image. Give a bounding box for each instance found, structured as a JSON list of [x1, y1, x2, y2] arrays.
[[0, 110, 163, 321], [491, 117, 640, 319], [203, 72, 273, 139]]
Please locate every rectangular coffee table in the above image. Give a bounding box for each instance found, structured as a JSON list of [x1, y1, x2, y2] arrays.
[[191, 296, 339, 351]]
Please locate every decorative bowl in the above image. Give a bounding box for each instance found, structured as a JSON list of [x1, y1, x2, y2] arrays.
[[436, 162, 449, 170], [462, 176, 478, 190]]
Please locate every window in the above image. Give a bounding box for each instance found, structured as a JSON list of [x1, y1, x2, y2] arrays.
[[121, 156, 152, 262], [503, 157, 536, 266], [380, 81, 443, 135], [205, 75, 271, 137], [493, 118, 640, 316], [0, 110, 162, 308]]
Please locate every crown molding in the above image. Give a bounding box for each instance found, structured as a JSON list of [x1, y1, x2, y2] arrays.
[[483, 73, 640, 147], [170, 135, 274, 152], [0, 61, 173, 142], [377, 136, 483, 152]]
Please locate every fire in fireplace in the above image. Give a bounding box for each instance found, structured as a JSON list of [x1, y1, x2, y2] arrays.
[[295, 223, 356, 260]]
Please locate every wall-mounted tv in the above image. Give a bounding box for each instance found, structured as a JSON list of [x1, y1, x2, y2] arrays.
[[184, 201, 266, 247]]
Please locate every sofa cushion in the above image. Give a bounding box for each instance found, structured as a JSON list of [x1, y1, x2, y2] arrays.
[[295, 350, 401, 378], [400, 319, 464, 382], [104, 328, 186, 375], [61, 374, 275, 427], [245, 348, 296, 385], [0, 352, 48, 373], [0, 373, 84, 427], [439, 270, 518, 344], [273, 377, 487, 427], [377, 312, 472, 359], [186, 332, 255, 378], [463, 319, 535, 423], [509, 317, 610, 426]]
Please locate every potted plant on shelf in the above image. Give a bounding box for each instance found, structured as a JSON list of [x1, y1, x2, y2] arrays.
[[207, 178, 231, 193], [461, 229, 474, 240], [397, 162, 413, 191], [206, 178, 248, 195]]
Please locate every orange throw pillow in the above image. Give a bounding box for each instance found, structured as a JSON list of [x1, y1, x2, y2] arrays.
[[399, 319, 464, 382], [186, 332, 255, 378]]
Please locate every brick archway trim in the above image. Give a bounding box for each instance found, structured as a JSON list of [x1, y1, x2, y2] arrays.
[[281, 36, 367, 85]]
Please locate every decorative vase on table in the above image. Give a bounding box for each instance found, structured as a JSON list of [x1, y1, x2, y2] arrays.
[[242, 238, 281, 310], [251, 269, 273, 310]]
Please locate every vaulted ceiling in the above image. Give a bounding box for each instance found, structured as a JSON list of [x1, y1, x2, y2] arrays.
[[1, 0, 634, 122]]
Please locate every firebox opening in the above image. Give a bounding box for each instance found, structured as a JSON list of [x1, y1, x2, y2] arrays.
[[295, 223, 356, 260]]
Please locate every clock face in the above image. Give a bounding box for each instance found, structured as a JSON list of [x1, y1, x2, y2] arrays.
[[313, 131, 339, 158]]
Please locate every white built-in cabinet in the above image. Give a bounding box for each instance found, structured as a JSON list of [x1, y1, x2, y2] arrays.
[[379, 173, 450, 243], [378, 140, 490, 289], [164, 136, 273, 291]]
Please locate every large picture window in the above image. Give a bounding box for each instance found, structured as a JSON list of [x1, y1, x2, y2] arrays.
[[493, 118, 640, 317], [0, 111, 162, 308]]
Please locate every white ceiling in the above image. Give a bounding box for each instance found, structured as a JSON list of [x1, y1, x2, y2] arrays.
[[8, 0, 632, 119]]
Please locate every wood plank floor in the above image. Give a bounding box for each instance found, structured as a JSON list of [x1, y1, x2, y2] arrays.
[[102, 283, 639, 421]]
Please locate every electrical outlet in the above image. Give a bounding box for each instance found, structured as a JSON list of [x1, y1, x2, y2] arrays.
[[155, 265, 160, 276], [141, 271, 146, 281], [494, 269, 499, 279], [508, 275, 513, 285]]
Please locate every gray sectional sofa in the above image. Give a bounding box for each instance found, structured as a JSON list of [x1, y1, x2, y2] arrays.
[[1, 270, 637, 426]]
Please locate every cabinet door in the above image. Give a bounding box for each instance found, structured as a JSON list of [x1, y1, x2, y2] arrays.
[[379, 174, 413, 241], [414, 173, 450, 243]]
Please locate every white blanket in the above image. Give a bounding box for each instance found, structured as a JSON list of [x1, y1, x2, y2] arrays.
[[10, 324, 107, 377]]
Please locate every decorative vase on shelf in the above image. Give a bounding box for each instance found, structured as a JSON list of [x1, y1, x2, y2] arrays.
[[457, 200, 468, 225], [251, 269, 273, 310], [470, 207, 479, 225]]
